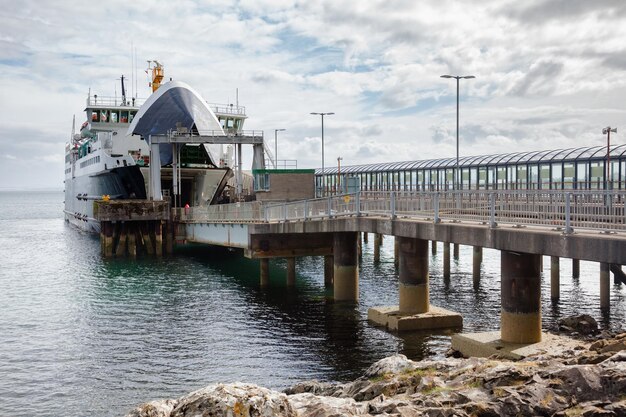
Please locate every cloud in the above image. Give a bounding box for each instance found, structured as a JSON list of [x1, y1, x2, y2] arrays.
[[2, 0, 626, 190]]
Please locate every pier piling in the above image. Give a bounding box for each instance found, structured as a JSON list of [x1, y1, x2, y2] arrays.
[[600, 263, 610, 309], [324, 255, 334, 287], [286, 257, 296, 286], [443, 242, 451, 278], [373, 233, 382, 263], [431, 240, 437, 255], [572, 259, 580, 278], [453, 243, 459, 259], [398, 237, 429, 314], [551, 256, 560, 301], [260, 258, 270, 287], [501, 251, 542, 343], [472, 246, 482, 286], [333, 232, 359, 301]]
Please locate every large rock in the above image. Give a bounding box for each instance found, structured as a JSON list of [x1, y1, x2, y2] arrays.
[[126, 384, 295, 417], [289, 393, 368, 416], [558, 314, 598, 335], [362, 354, 417, 378]]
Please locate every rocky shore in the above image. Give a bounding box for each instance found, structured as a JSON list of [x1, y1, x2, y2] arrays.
[[126, 329, 625, 417]]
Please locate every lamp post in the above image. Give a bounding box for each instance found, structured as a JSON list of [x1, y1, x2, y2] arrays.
[[337, 156, 343, 193], [440, 74, 475, 190], [311, 112, 334, 195], [603, 126, 617, 190], [274, 128, 285, 169]]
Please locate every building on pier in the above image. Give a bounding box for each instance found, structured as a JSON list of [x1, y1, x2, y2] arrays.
[[316, 144, 626, 194]]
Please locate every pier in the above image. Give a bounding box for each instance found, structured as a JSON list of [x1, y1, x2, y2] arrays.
[[96, 189, 626, 358]]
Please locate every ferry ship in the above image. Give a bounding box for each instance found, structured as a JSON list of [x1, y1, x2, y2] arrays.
[[64, 62, 249, 232]]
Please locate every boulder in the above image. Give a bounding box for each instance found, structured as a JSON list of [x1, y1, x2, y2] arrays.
[[362, 354, 416, 378], [170, 383, 295, 417], [558, 315, 598, 335], [289, 393, 368, 416], [126, 400, 177, 417]]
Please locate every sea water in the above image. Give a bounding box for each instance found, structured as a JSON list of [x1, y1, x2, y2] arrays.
[[0, 191, 623, 416]]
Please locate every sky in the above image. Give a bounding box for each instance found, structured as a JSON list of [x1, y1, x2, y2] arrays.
[[1, 0, 626, 190]]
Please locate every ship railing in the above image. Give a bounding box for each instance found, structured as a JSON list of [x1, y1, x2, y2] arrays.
[[177, 190, 626, 234], [86, 95, 145, 107], [207, 103, 246, 116], [171, 130, 264, 138], [175, 201, 265, 222]]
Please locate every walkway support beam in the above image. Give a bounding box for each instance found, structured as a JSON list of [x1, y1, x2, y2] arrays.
[[501, 251, 542, 344], [398, 237, 429, 314], [333, 232, 359, 301]]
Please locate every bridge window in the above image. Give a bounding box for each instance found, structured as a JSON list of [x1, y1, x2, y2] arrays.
[[577, 162, 589, 189], [120, 111, 129, 123], [497, 166, 506, 189], [478, 167, 486, 189], [563, 162, 574, 189], [91, 111, 98, 122], [487, 167, 495, 190], [539, 164, 550, 189], [517, 165, 527, 188], [529, 164, 538, 189], [551, 163, 562, 190], [110, 110, 119, 123], [590, 162, 603, 189], [507, 166, 516, 190], [129, 111, 136, 122]]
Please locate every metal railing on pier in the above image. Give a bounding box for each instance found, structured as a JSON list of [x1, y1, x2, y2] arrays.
[[174, 190, 626, 234]]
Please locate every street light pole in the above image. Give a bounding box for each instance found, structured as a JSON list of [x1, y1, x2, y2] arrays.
[[440, 74, 475, 190], [603, 126, 617, 190], [311, 112, 334, 195], [337, 156, 343, 193], [274, 128, 285, 169]]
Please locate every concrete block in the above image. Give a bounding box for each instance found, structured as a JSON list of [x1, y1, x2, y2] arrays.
[[451, 331, 580, 360], [368, 305, 462, 331]]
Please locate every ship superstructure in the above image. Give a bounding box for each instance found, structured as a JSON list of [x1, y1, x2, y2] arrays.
[[64, 62, 253, 232]]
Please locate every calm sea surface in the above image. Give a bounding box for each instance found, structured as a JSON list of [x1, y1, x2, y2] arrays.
[[0, 191, 624, 416]]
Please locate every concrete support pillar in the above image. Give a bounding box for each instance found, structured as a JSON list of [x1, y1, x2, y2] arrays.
[[572, 259, 580, 278], [324, 255, 334, 287], [443, 242, 451, 278], [600, 263, 610, 309], [260, 258, 270, 287], [357, 233, 362, 260], [394, 237, 399, 268], [373, 233, 382, 263], [363, 232, 368, 244], [501, 251, 542, 344], [472, 246, 482, 285], [286, 257, 296, 287], [453, 243, 460, 259], [550, 256, 560, 301], [333, 232, 359, 301], [431, 240, 437, 255], [540, 256, 544, 272], [398, 237, 429, 314]]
